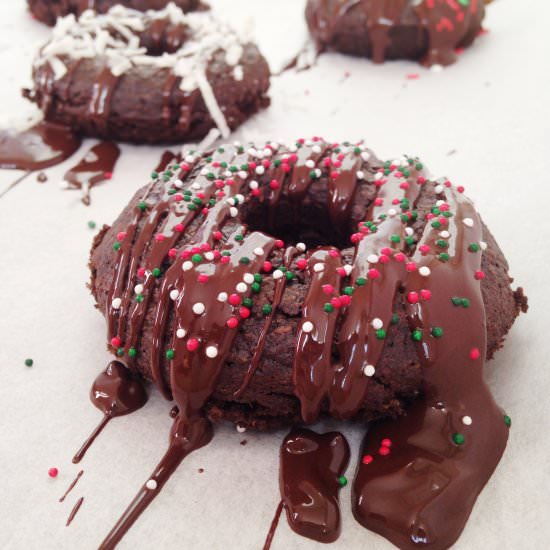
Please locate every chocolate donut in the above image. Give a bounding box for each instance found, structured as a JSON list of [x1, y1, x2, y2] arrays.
[[28, 0, 204, 26], [89, 138, 526, 430], [306, 0, 486, 67], [24, 5, 270, 144]]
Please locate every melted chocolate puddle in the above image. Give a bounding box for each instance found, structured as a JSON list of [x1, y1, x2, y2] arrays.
[[264, 428, 350, 549], [0, 121, 81, 171], [73, 362, 147, 464], [63, 141, 120, 205]]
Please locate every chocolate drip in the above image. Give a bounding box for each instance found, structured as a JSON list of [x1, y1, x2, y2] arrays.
[[59, 470, 84, 503], [352, 186, 509, 549], [263, 500, 284, 550], [278, 428, 350, 543], [63, 141, 120, 205], [307, 0, 484, 66], [87, 68, 119, 132], [73, 362, 147, 463], [0, 122, 81, 171], [234, 246, 298, 398], [66, 497, 84, 527]]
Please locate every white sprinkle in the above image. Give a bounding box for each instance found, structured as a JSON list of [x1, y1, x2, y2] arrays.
[[305, 160, 315, 168], [217, 292, 228, 302], [112, 298, 122, 309], [193, 302, 205, 315], [419, 266, 431, 277], [343, 265, 353, 276], [312, 145, 321, 154], [435, 184, 444, 194], [243, 273, 254, 284], [314, 168, 322, 178], [204, 252, 214, 261], [361, 151, 371, 162], [176, 328, 186, 339], [238, 170, 248, 180], [236, 282, 247, 293], [356, 170, 365, 180], [185, 155, 195, 164], [405, 227, 414, 236], [191, 182, 201, 190], [200, 168, 209, 176], [374, 172, 383, 181], [253, 247, 264, 256], [169, 289, 179, 301], [206, 345, 218, 359], [182, 261, 193, 272], [227, 197, 236, 206], [236, 424, 247, 433], [479, 241, 487, 251], [436, 200, 445, 207], [363, 365, 376, 377], [371, 318, 383, 330], [249, 180, 259, 190], [367, 254, 379, 264], [146, 479, 157, 491], [174, 179, 184, 188], [229, 207, 238, 218], [255, 166, 265, 175], [431, 64, 444, 73], [440, 230, 450, 239], [388, 208, 397, 217], [296, 242, 306, 252], [313, 263, 325, 273], [302, 321, 314, 333], [462, 415, 473, 426], [235, 194, 245, 203], [273, 269, 284, 279], [134, 284, 144, 295], [463, 218, 474, 228]]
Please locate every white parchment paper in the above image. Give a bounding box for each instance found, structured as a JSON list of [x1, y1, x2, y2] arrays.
[[0, 1, 549, 549]]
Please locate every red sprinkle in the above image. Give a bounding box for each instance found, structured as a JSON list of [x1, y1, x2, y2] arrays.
[[239, 307, 251, 319], [474, 270, 485, 280], [362, 454, 374, 465], [48, 468, 58, 478], [381, 438, 392, 448], [229, 294, 241, 306], [378, 446, 391, 456], [407, 291, 419, 304], [111, 337, 122, 348], [470, 347, 480, 360], [226, 317, 239, 329], [186, 338, 199, 352]]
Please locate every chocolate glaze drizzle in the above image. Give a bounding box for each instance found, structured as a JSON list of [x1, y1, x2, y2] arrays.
[[59, 470, 84, 503], [66, 496, 84, 527], [63, 141, 120, 205], [307, 0, 485, 66], [95, 139, 512, 548], [0, 121, 81, 171], [73, 361, 147, 464]]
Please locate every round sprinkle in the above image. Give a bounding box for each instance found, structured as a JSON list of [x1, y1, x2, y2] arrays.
[[462, 416, 473, 426], [217, 292, 228, 303], [206, 345, 218, 359], [48, 468, 58, 478], [236, 282, 247, 293], [313, 263, 325, 273], [253, 247, 264, 256], [462, 218, 474, 228], [176, 328, 186, 339], [371, 318, 383, 330], [88, 221, 96, 229], [182, 261, 193, 272], [24, 358, 34, 367], [273, 269, 284, 280], [243, 273, 255, 285], [193, 302, 205, 315], [145, 479, 157, 490], [296, 242, 306, 252], [363, 364, 376, 377], [112, 298, 122, 309], [338, 476, 347, 487], [367, 254, 379, 264], [134, 284, 144, 295], [419, 266, 431, 277], [504, 414, 512, 427], [169, 289, 179, 301], [302, 321, 314, 333], [236, 424, 246, 433], [452, 433, 465, 445], [362, 454, 374, 465]]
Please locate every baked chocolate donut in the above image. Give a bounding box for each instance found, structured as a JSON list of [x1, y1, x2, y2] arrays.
[[89, 138, 526, 430], [306, 0, 486, 67], [28, 0, 204, 26], [24, 5, 270, 143]]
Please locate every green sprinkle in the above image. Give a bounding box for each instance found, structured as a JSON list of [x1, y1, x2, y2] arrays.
[[135, 294, 144, 303], [88, 221, 96, 229], [461, 298, 470, 308], [438, 253, 450, 262], [338, 475, 347, 487], [390, 234, 401, 244], [24, 358, 33, 367], [262, 304, 273, 315], [405, 236, 415, 246], [152, 268, 161, 278], [167, 188, 176, 195], [166, 349, 175, 360], [416, 163, 423, 170], [128, 348, 137, 358], [138, 201, 147, 211], [392, 313, 399, 325], [412, 329, 422, 342], [206, 172, 215, 180], [151, 171, 159, 180], [452, 433, 465, 445], [451, 296, 462, 306], [285, 271, 294, 281], [254, 274, 263, 283], [436, 240, 448, 248], [235, 234, 244, 242], [251, 282, 261, 293], [468, 243, 480, 252], [431, 327, 444, 338], [324, 303, 334, 313], [239, 257, 250, 265], [117, 347, 124, 357], [504, 414, 512, 427], [375, 329, 386, 340], [191, 254, 203, 264], [356, 277, 366, 286], [113, 242, 121, 251], [431, 220, 442, 229], [343, 286, 354, 296], [187, 203, 197, 211]]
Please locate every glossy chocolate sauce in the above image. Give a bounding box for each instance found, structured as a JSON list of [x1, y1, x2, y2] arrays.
[[59, 470, 84, 503], [66, 496, 84, 527], [73, 361, 147, 464], [94, 139, 512, 549], [64, 141, 120, 205], [0, 121, 81, 170], [278, 428, 350, 544], [307, 0, 485, 66]]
